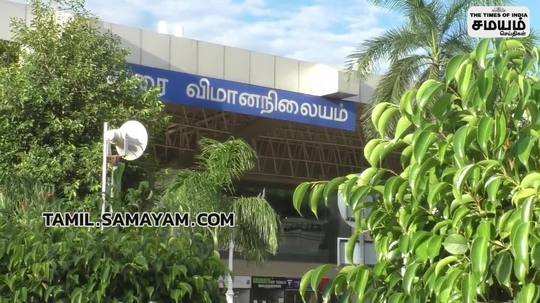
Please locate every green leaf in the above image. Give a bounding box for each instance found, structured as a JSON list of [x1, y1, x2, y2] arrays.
[[453, 125, 469, 167], [485, 175, 503, 202], [371, 102, 391, 129], [311, 264, 332, 297], [475, 39, 490, 68], [388, 293, 405, 303], [478, 68, 494, 100], [342, 177, 359, 203], [504, 39, 525, 50], [432, 93, 454, 119], [394, 116, 412, 140], [354, 267, 370, 301], [521, 197, 534, 222], [445, 55, 467, 85], [462, 273, 477, 303], [477, 116, 494, 155], [367, 140, 388, 167], [293, 182, 311, 215], [416, 79, 443, 108], [494, 111, 507, 148], [412, 130, 437, 164], [299, 269, 315, 302], [530, 242, 540, 272], [321, 278, 336, 303], [493, 251, 512, 288], [435, 256, 458, 276], [416, 235, 442, 261], [350, 186, 370, 211], [516, 134, 535, 168], [383, 176, 405, 209], [471, 236, 488, 278], [512, 188, 536, 205], [323, 177, 346, 204], [134, 253, 148, 270], [512, 222, 530, 282], [453, 163, 476, 198], [443, 233, 468, 255], [517, 283, 536, 303], [477, 220, 492, 239], [521, 172, 540, 190], [364, 139, 381, 164], [427, 181, 450, 209], [409, 157, 438, 197], [458, 62, 473, 97], [399, 89, 416, 117], [403, 263, 420, 295], [309, 183, 325, 218], [346, 232, 359, 264], [426, 235, 442, 260], [377, 107, 399, 137]]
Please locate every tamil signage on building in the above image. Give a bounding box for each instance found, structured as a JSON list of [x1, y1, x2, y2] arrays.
[[130, 64, 357, 131]]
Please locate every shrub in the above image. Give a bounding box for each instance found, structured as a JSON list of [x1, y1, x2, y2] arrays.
[[294, 39, 540, 302], [0, 0, 168, 197], [0, 178, 225, 302]]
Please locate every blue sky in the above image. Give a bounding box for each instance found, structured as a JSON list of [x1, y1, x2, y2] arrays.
[[84, 0, 539, 68]]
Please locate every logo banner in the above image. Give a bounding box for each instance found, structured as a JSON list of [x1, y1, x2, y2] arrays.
[[467, 6, 529, 38], [130, 64, 357, 131]]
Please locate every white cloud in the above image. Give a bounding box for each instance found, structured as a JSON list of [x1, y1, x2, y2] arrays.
[[85, 0, 392, 68]]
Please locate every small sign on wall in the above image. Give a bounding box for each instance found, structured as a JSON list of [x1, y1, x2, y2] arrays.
[[467, 6, 529, 38]]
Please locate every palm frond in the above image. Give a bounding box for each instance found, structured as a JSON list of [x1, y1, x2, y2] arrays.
[[441, 0, 509, 34], [441, 31, 473, 60], [519, 31, 539, 51], [347, 27, 423, 77], [375, 54, 429, 102], [162, 169, 222, 213], [197, 137, 255, 189], [440, 0, 472, 33], [162, 138, 280, 262], [224, 196, 280, 262]]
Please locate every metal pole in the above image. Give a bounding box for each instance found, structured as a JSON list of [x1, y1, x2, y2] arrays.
[[101, 122, 108, 229], [225, 239, 235, 303]]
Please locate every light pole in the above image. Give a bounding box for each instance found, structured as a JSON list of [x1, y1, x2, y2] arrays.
[[100, 120, 148, 225], [225, 239, 235, 303]]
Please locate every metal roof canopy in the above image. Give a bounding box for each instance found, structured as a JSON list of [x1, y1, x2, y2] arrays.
[[156, 104, 369, 185]]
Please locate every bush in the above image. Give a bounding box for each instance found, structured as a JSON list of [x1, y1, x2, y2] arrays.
[[0, 178, 225, 302], [294, 39, 540, 302], [0, 0, 169, 198]]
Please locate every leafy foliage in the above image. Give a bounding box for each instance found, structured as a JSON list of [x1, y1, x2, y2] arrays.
[[295, 40, 540, 302], [347, 0, 534, 136], [0, 177, 225, 302], [0, 0, 168, 198], [0, 39, 19, 67], [162, 138, 279, 261]]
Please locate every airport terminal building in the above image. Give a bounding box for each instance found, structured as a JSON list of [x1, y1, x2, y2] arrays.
[[1, 1, 378, 302]]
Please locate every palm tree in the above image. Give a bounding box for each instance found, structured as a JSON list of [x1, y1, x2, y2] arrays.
[[162, 138, 279, 303], [348, 0, 508, 134]]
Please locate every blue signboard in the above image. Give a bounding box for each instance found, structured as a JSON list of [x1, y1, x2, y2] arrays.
[[129, 64, 357, 131]]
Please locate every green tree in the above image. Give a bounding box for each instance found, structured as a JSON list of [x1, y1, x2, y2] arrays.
[[348, 0, 514, 135], [0, 0, 168, 198], [295, 39, 540, 302], [0, 177, 226, 302], [0, 39, 19, 67], [163, 138, 280, 300]]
